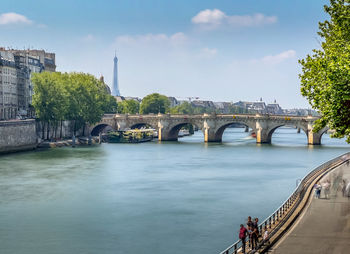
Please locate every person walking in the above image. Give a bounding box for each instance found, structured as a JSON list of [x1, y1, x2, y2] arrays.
[[323, 180, 331, 199], [314, 182, 322, 198], [239, 224, 248, 254]]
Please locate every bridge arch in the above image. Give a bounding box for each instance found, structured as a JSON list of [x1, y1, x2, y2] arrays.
[[161, 120, 203, 141], [214, 122, 256, 142], [264, 124, 308, 144], [91, 123, 114, 136]]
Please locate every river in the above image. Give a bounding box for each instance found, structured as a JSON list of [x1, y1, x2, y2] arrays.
[[0, 127, 349, 254]]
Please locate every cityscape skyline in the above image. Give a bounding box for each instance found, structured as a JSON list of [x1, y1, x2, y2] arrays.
[[0, 0, 330, 108]]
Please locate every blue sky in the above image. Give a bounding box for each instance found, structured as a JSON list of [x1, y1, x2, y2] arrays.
[[1, 0, 329, 108]]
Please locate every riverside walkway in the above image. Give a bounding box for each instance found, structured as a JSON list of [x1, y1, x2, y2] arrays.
[[269, 159, 350, 254], [219, 153, 350, 254]]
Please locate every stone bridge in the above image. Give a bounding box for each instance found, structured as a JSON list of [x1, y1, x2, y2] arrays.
[[89, 113, 327, 145]]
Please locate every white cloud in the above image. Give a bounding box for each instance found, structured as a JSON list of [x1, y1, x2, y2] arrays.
[[115, 32, 188, 47], [259, 50, 296, 64], [0, 12, 32, 25], [192, 9, 226, 26], [191, 9, 277, 29]]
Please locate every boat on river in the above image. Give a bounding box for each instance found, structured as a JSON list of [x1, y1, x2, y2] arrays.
[[250, 131, 257, 138], [104, 129, 155, 143]]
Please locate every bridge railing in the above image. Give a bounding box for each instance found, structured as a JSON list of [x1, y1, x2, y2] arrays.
[[219, 152, 350, 254]]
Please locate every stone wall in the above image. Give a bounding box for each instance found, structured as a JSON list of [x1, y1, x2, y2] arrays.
[[36, 121, 84, 140], [0, 120, 37, 153]]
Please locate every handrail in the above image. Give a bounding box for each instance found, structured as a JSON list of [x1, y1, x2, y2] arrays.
[[219, 152, 350, 254]]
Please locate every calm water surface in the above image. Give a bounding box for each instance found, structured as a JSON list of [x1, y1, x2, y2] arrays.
[[0, 128, 349, 254]]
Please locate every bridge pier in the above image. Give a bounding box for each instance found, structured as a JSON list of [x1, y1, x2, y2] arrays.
[[204, 128, 221, 142], [255, 119, 272, 144], [256, 128, 272, 144]]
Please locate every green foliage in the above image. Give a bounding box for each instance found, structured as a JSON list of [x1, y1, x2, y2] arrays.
[[299, 0, 350, 142], [170, 102, 194, 114], [140, 93, 170, 114], [117, 99, 140, 114], [32, 72, 68, 123], [32, 72, 117, 137]]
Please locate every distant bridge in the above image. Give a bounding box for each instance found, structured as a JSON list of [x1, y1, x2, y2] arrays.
[[90, 113, 327, 145]]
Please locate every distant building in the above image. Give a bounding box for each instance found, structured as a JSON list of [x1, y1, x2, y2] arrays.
[[99, 75, 111, 95], [0, 48, 56, 120], [112, 53, 120, 96], [214, 102, 232, 114], [114, 96, 141, 103], [191, 100, 215, 109], [168, 97, 179, 107], [233, 101, 253, 110], [266, 100, 283, 114], [124, 96, 141, 102]]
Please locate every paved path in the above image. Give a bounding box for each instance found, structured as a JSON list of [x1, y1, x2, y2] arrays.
[[269, 163, 350, 254]]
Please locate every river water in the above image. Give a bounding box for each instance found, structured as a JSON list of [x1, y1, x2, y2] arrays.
[[0, 128, 349, 254]]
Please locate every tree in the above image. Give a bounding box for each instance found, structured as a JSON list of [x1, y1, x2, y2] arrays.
[[103, 95, 118, 114], [140, 93, 170, 114], [117, 99, 140, 114], [170, 101, 194, 114], [299, 0, 350, 142], [32, 72, 68, 139], [32, 72, 117, 138]]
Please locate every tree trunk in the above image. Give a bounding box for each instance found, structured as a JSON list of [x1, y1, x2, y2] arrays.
[[42, 122, 45, 139], [54, 122, 57, 140], [82, 123, 85, 136], [60, 120, 63, 139], [47, 122, 50, 140]]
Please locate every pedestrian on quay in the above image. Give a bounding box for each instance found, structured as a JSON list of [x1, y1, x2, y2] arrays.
[[251, 226, 259, 250], [314, 182, 322, 198], [323, 180, 331, 199], [246, 216, 253, 248], [247, 216, 253, 228], [263, 226, 270, 245], [342, 179, 347, 197], [253, 218, 259, 233], [239, 224, 248, 254]]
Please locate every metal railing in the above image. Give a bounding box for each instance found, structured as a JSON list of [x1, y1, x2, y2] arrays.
[[219, 152, 350, 254]]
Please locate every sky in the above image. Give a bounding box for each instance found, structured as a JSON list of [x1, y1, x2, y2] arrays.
[[0, 0, 330, 108]]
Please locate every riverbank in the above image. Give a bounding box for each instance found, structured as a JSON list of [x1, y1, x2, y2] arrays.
[[37, 136, 100, 149], [0, 120, 37, 154], [269, 154, 350, 254]]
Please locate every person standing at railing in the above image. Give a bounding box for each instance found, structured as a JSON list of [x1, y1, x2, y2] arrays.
[[263, 226, 270, 245], [252, 218, 259, 235], [251, 226, 259, 250], [246, 216, 254, 249], [239, 224, 248, 254]]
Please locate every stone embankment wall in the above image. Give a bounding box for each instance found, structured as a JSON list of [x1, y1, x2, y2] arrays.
[[0, 120, 37, 153], [35, 121, 84, 140]]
